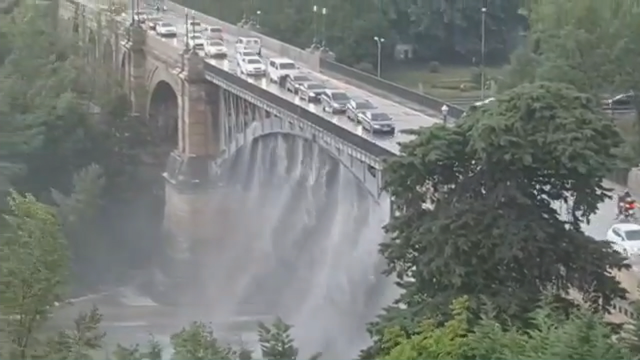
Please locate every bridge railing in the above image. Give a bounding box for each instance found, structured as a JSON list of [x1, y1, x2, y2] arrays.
[[319, 58, 466, 119], [203, 61, 395, 160], [164, 1, 320, 71]]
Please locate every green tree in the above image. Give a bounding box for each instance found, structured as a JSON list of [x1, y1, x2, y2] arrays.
[[375, 297, 633, 360], [43, 306, 106, 360], [368, 81, 628, 356], [0, 190, 69, 359], [170, 322, 238, 360], [258, 317, 321, 360]]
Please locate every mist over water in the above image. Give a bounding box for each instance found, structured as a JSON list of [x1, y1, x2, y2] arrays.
[[153, 132, 398, 358]]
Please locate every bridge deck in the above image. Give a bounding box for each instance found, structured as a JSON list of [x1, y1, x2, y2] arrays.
[[152, 9, 441, 155]]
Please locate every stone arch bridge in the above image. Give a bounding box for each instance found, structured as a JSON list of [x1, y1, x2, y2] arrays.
[[57, 0, 388, 241]]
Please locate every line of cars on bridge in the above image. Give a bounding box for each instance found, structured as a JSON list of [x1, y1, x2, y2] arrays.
[[135, 10, 397, 136], [234, 44, 397, 135]]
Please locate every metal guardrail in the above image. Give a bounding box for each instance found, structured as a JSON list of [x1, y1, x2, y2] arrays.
[[319, 58, 467, 120], [203, 62, 395, 159]]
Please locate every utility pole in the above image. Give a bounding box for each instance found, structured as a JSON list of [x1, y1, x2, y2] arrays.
[[321, 7, 326, 47], [480, 6, 487, 99], [374, 36, 384, 78], [184, 9, 189, 51], [312, 5, 317, 45]]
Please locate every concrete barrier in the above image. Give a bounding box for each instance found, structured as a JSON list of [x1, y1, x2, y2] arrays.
[[164, 1, 320, 71], [627, 168, 640, 193], [319, 58, 466, 119]]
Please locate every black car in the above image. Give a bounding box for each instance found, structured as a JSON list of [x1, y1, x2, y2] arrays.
[[603, 92, 635, 110], [357, 111, 395, 134], [298, 82, 327, 103], [346, 99, 376, 121], [321, 90, 351, 114], [285, 74, 313, 94]]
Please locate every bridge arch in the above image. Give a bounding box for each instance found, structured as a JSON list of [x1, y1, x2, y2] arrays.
[[103, 39, 114, 67], [148, 80, 179, 149], [221, 125, 383, 200]]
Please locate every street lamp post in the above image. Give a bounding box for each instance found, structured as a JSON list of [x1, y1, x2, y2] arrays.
[[130, 0, 134, 25], [184, 9, 190, 51], [312, 5, 317, 45], [321, 7, 326, 47], [190, 13, 197, 40], [256, 10, 261, 27], [374, 36, 384, 78], [480, 6, 487, 99]]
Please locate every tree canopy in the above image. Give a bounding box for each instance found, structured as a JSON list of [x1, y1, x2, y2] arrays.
[[175, 0, 525, 66], [365, 81, 629, 356]]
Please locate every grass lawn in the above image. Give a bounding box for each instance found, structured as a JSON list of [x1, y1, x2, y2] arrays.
[[383, 65, 507, 105]]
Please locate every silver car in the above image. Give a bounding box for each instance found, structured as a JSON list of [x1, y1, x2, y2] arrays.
[[357, 111, 395, 134]]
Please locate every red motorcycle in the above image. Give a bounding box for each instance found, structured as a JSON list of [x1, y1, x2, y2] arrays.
[[619, 200, 637, 221]]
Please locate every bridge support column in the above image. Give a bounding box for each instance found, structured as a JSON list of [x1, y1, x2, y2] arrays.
[[154, 50, 227, 305], [128, 24, 147, 117]]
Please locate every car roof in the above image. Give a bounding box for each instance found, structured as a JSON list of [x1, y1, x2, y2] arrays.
[[239, 37, 260, 41], [613, 223, 640, 231], [244, 56, 262, 61], [271, 57, 295, 63]]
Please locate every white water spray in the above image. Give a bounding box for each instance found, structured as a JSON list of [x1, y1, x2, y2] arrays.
[[52, 133, 399, 358], [158, 133, 398, 358]]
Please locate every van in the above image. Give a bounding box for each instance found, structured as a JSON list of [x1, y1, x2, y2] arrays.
[[267, 58, 298, 84], [207, 26, 224, 41], [187, 20, 204, 33], [235, 37, 261, 55]]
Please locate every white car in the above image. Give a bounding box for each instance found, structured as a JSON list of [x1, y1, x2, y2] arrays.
[[186, 33, 205, 48], [235, 49, 258, 64], [267, 58, 298, 84], [187, 20, 204, 34], [606, 223, 640, 256], [207, 26, 224, 41], [204, 39, 227, 58], [239, 56, 266, 76], [155, 22, 177, 37], [235, 37, 262, 55]]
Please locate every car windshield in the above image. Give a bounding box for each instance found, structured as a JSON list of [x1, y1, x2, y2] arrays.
[[191, 34, 203, 40], [356, 101, 375, 109], [371, 112, 391, 121], [247, 39, 260, 45], [293, 75, 311, 82], [189, 21, 201, 26], [247, 58, 262, 64], [306, 83, 324, 90], [160, 22, 173, 27], [331, 92, 349, 101], [242, 51, 257, 57], [279, 62, 296, 70], [208, 40, 224, 47], [625, 229, 640, 241]]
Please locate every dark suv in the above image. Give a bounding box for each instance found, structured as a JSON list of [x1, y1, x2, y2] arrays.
[[346, 99, 376, 121]]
